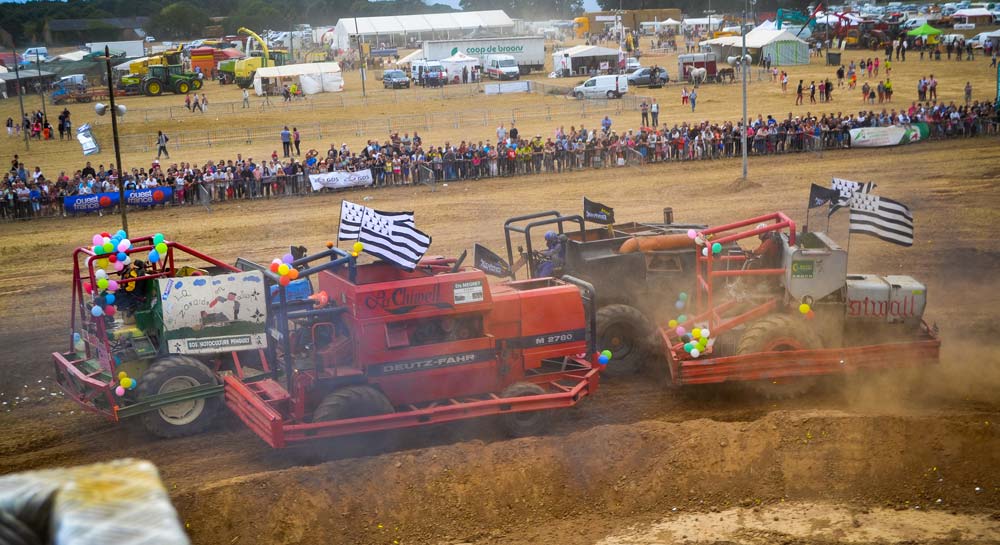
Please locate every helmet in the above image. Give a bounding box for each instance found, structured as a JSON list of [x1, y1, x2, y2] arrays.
[[544, 231, 558, 242], [757, 223, 769, 241]]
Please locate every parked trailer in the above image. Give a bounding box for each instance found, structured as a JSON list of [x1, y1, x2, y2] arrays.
[[422, 36, 546, 75]]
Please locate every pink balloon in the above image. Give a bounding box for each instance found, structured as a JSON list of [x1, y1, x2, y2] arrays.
[[115, 386, 126, 396], [675, 326, 686, 337], [687, 229, 697, 239], [92, 234, 104, 246], [117, 239, 131, 253], [107, 280, 119, 292], [113, 261, 125, 272]]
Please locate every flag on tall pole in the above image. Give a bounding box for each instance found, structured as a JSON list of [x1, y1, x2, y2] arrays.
[[829, 178, 877, 217], [849, 193, 914, 247]]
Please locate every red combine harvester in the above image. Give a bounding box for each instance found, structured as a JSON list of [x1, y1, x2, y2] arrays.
[[54, 238, 601, 448], [656, 212, 940, 395]]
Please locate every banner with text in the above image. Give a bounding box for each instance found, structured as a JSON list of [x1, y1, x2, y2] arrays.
[[849, 123, 929, 148], [309, 169, 374, 191], [63, 187, 173, 213]]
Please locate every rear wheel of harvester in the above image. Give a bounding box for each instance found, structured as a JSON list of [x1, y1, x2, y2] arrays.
[[137, 356, 220, 438], [736, 314, 823, 398], [175, 80, 190, 94], [313, 385, 396, 456], [499, 382, 551, 437], [596, 304, 653, 377], [191, 78, 203, 90]]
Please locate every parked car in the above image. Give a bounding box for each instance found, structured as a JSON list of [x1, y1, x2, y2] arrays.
[[625, 57, 641, 71], [627, 66, 669, 86], [382, 69, 410, 89], [145, 36, 156, 43], [573, 74, 628, 99]]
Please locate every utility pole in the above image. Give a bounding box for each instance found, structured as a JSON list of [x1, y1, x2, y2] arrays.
[[35, 54, 48, 123], [741, 0, 750, 180], [12, 43, 29, 151], [103, 45, 128, 233], [354, 16, 366, 97]]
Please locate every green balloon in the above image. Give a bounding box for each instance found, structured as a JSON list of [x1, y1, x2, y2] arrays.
[[712, 242, 722, 254], [600, 349, 612, 358], [684, 342, 693, 352], [678, 292, 688, 301], [102, 242, 114, 253], [153, 233, 165, 245], [678, 314, 687, 323], [94, 245, 105, 255], [155, 242, 168, 255], [97, 278, 109, 290]]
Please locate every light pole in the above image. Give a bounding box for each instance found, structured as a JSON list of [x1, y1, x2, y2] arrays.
[[12, 43, 29, 151], [354, 17, 366, 98], [740, 0, 752, 180], [99, 45, 128, 233]]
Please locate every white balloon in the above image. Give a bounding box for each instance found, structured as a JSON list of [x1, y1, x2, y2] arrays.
[[690, 348, 700, 358], [701, 329, 711, 339], [702, 247, 709, 257], [95, 269, 108, 279]]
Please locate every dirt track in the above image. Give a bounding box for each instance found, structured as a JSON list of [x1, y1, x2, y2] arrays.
[[1, 137, 999, 544]]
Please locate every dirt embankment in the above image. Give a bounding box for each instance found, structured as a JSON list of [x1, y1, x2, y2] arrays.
[[175, 410, 999, 545]]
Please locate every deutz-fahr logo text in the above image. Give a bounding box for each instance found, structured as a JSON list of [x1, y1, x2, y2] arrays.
[[365, 284, 441, 312], [377, 351, 487, 375]]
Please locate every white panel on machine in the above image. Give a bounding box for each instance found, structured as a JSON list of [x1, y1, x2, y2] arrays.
[[845, 274, 926, 326], [783, 231, 848, 301]]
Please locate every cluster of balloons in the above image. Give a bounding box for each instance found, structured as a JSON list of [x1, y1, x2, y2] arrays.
[[597, 349, 613, 366], [798, 302, 816, 320], [91, 231, 134, 272], [115, 370, 138, 397], [270, 253, 301, 287], [148, 233, 167, 264], [686, 229, 723, 258], [667, 314, 689, 334], [85, 268, 121, 318], [679, 327, 712, 358]]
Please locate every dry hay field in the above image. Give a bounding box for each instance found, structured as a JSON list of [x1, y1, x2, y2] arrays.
[[1, 41, 999, 545]]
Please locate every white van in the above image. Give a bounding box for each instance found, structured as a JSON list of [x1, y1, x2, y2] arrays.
[[483, 54, 520, 80], [21, 47, 49, 62], [573, 74, 628, 99]]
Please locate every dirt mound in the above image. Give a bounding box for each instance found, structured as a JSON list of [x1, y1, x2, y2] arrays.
[[174, 411, 999, 545]]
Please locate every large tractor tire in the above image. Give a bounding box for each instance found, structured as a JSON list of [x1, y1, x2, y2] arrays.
[[596, 304, 654, 377], [499, 382, 551, 437], [136, 356, 220, 438], [313, 385, 396, 457], [143, 78, 163, 96], [174, 80, 190, 94], [736, 314, 823, 398], [191, 78, 203, 90]]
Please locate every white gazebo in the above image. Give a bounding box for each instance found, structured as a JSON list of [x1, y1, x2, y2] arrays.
[[328, 10, 515, 51], [702, 28, 809, 66], [253, 62, 343, 96]]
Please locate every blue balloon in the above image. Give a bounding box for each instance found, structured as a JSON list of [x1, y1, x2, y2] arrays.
[[117, 230, 127, 238], [598, 354, 610, 365], [117, 252, 127, 262], [149, 249, 160, 263], [105, 293, 115, 305], [675, 300, 685, 310], [127, 380, 137, 390], [91, 306, 104, 317], [72, 332, 81, 342]]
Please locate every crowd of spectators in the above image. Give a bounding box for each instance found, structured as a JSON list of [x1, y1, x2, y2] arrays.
[[3, 97, 997, 221]]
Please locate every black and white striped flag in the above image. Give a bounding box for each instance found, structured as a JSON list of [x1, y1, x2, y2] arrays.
[[829, 178, 877, 217], [339, 200, 414, 241], [849, 193, 914, 247], [358, 206, 432, 271]]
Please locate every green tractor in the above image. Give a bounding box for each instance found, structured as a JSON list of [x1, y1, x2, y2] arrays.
[[142, 64, 204, 96]]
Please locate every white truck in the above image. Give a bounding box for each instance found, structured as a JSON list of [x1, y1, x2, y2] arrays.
[[422, 36, 546, 75]]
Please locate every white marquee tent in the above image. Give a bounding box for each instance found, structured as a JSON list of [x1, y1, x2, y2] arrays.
[[552, 45, 621, 74], [440, 52, 479, 82], [702, 28, 809, 66], [253, 62, 343, 96], [328, 10, 515, 50], [396, 49, 424, 66], [682, 17, 725, 29]]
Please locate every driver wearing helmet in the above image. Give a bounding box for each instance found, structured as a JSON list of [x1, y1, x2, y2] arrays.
[[752, 223, 782, 269], [536, 230, 567, 277]]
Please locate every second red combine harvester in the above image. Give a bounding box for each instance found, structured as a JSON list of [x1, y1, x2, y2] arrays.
[[54, 240, 602, 448]]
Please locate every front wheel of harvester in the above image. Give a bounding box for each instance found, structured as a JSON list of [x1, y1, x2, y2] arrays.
[[736, 314, 824, 398], [499, 382, 551, 438], [136, 356, 220, 438], [596, 304, 653, 377], [312, 385, 396, 457]]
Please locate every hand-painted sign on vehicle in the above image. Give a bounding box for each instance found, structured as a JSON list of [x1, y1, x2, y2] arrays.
[[158, 271, 267, 354]]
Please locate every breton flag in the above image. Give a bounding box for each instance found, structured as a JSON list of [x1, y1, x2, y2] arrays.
[[829, 178, 877, 217], [357, 206, 432, 271], [339, 200, 414, 240], [849, 193, 914, 247]]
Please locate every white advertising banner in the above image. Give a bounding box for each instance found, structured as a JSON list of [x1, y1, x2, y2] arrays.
[[484, 81, 531, 95], [309, 169, 374, 190]]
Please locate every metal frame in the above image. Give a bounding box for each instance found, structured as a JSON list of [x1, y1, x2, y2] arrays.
[[503, 211, 586, 279]]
